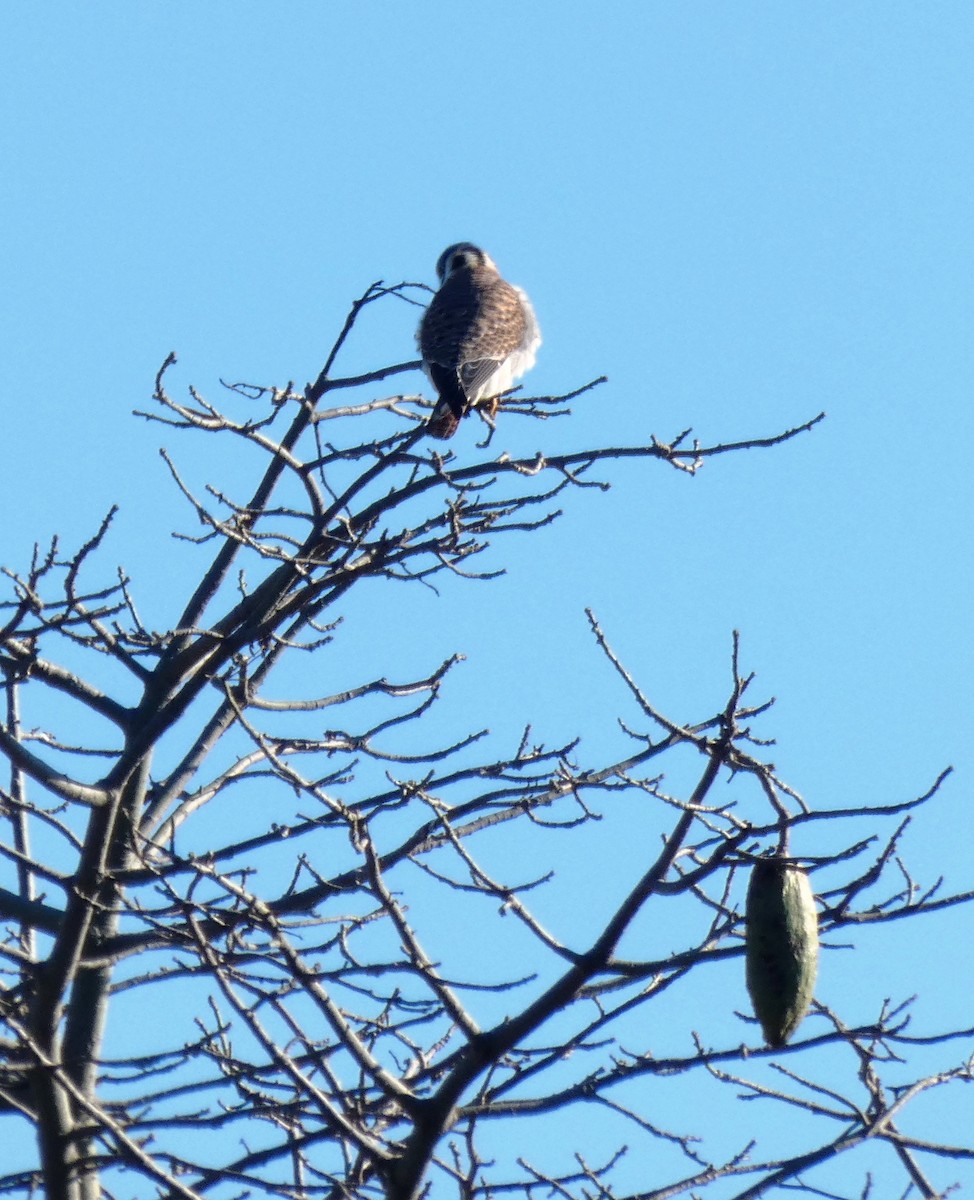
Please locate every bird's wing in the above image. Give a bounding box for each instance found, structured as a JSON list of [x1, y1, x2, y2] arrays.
[[425, 362, 467, 418], [459, 357, 506, 399]]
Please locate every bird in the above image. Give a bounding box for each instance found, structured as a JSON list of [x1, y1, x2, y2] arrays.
[[417, 243, 541, 439]]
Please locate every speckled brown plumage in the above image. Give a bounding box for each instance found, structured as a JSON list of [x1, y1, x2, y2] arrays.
[[418, 244, 540, 439]]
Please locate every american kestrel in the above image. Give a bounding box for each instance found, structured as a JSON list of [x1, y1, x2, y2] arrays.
[[418, 243, 541, 439]]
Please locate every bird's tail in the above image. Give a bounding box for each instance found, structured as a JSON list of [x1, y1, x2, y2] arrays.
[[426, 400, 461, 439]]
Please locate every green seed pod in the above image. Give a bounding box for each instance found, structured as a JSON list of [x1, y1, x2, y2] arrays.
[[745, 857, 819, 1047]]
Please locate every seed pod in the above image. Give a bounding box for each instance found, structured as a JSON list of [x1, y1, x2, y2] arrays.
[[745, 857, 819, 1047]]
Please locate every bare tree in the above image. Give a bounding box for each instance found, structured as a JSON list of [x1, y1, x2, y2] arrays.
[[1, 281, 971, 1200]]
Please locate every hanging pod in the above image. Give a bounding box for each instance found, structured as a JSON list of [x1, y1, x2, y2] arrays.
[[745, 857, 819, 1047]]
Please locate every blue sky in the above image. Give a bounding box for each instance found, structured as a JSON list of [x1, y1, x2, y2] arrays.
[[3, 3, 974, 1194]]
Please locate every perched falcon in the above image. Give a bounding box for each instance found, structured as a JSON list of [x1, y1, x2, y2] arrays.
[[418, 243, 541, 439]]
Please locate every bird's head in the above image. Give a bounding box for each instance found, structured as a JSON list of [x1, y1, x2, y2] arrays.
[[435, 243, 497, 283]]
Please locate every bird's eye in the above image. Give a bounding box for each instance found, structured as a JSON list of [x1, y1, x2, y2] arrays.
[[452, 255, 466, 271]]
